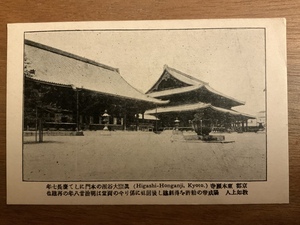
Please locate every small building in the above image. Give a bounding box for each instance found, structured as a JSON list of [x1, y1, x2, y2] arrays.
[[247, 111, 266, 131], [145, 65, 254, 132]]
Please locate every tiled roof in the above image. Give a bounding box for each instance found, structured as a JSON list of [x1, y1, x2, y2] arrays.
[[25, 40, 168, 105], [147, 85, 203, 98], [147, 65, 244, 106], [145, 102, 255, 119], [163, 65, 206, 86]]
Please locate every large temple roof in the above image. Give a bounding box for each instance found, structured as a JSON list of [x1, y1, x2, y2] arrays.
[[24, 39, 167, 105], [145, 102, 255, 119], [147, 84, 204, 98], [146, 65, 244, 107]]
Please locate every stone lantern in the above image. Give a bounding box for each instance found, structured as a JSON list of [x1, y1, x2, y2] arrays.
[[174, 117, 180, 130], [102, 110, 110, 131]]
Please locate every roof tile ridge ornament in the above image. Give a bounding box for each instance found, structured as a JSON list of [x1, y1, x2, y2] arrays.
[[165, 65, 208, 85], [146, 64, 202, 94], [24, 39, 119, 72], [145, 66, 167, 94]]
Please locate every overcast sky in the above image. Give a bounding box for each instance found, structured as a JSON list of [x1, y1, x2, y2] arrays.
[[25, 29, 265, 115]]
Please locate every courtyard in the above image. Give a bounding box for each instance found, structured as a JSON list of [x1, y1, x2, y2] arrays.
[[23, 131, 266, 181]]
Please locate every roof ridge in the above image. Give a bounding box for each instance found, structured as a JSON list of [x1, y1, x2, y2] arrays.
[[145, 65, 206, 94], [163, 65, 244, 106], [165, 65, 207, 85], [25, 39, 119, 72]]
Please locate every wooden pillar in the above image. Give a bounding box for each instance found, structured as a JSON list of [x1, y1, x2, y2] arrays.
[[113, 117, 117, 125], [155, 105, 158, 132], [242, 120, 245, 132], [38, 118, 43, 143], [123, 113, 127, 131], [246, 120, 248, 132], [136, 113, 139, 131], [35, 106, 38, 143]]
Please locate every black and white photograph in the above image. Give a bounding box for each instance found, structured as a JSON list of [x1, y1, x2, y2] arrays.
[[23, 28, 266, 182], [7, 19, 288, 204]]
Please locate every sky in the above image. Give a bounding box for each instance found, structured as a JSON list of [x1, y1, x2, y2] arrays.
[[25, 28, 265, 116]]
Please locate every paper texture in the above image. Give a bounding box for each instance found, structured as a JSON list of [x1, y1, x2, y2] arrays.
[[7, 19, 288, 204]]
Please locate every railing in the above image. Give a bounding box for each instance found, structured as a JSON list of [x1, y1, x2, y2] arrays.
[[43, 122, 77, 131], [163, 127, 194, 131], [89, 124, 123, 131]]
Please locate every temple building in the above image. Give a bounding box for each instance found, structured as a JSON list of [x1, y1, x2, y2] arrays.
[[247, 110, 266, 131], [24, 40, 167, 131], [145, 65, 254, 132], [24, 39, 255, 133]]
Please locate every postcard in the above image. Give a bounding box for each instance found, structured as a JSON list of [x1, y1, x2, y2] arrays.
[[7, 19, 288, 204]]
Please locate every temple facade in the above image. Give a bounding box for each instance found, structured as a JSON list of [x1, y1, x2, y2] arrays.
[[145, 65, 254, 133], [24, 40, 167, 131]]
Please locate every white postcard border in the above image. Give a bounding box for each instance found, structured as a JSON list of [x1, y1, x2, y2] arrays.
[[7, 19, 288, 204]]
